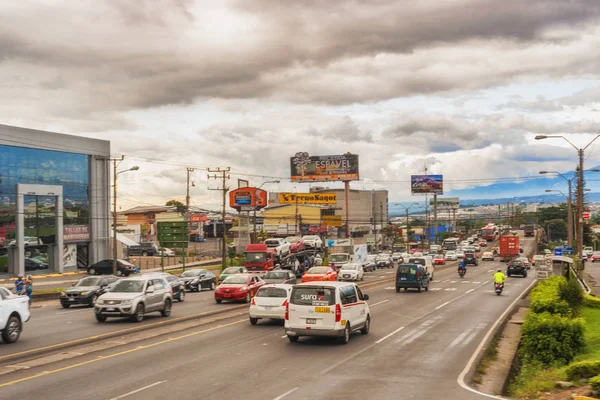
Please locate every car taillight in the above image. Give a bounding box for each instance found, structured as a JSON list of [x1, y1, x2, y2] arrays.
[[417, 272, 421, 280], [251, 297, 256, 305], [282, 299, 288, 307], [285, 302, 289, 320], [335, 303, 342, 322]]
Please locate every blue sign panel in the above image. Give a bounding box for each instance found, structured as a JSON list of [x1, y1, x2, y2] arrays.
[[563, 248, 573, 255], [554, 247, 563, 256]]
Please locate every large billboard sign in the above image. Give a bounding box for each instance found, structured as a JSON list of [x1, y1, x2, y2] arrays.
[[430, 197, 459, 208], [411, 175, 443, 195], [279, 192, 337, 205], [291, 153, 359, 182], [229, 187, 268, 211]]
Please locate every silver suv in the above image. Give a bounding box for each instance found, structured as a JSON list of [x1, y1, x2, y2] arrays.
[[94, 276, 172, 323]]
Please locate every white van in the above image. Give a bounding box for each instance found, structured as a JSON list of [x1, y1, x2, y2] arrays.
[[407, 256, 435, 281], [285, 282, 371, 344]]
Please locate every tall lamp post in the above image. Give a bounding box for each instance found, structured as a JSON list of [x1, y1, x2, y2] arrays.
[[113, 164, 139, 275], [536, 134, 600, 265], [253, 180, 280, 243], [541, 172, 575, 247]]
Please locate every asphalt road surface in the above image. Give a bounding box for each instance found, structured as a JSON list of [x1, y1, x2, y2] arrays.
[[0, 237, 536, 399]]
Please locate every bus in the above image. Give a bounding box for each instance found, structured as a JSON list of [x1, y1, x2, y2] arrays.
[[442, 238, 459, 251], [482, 224, 496, 241]]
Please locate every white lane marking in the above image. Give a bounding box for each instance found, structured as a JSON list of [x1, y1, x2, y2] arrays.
[[462, 330, 481, 348], [385, 287, 395, 290], [487, 269, 494, 273], [465, 289, 475, 294], [395, 326, 431, 345], [273, 387, 299, 400], [445, 288, 457, 291], [450, 329, 473, 348], [370, 299, 389, 307], [449, 281, 457, 284], [460, 281, 471, 284], [472, 281, 481, 284], [457, 278, 538, 399], [435, 301, 450, 310], [430, 288, 442, 291], [483, 280, 490, 285], [55, 308, 92, 315], [375, 326, 405, 344], [110, 381, 167, 400], [442, 279, 450, 283]]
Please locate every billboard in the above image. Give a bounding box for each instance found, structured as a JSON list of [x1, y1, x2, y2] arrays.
[[64, 225, 90, 243], [291, 152, 359, 182], [322, 215, 343, 227], [430, 197, 459, 208], [279, 192, 337, 205], [229, 187, 268, 211], [411, 175, 443, 195]]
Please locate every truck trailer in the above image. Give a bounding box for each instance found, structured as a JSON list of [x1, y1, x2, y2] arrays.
[[499, 235, 520, 262]]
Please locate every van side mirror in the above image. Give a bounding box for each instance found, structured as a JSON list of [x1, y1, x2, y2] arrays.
[[363, 294, 370, 301]]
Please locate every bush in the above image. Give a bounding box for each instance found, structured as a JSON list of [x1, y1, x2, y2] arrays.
[[560, 277, 584, 311], [591, 375, 600, 391], [565, 360, 600, 381], [583, 294, 600, 309], [520, 311, 586, 366], [530, 277, 572, 317]]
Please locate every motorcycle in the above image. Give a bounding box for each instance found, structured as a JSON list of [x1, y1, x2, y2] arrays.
[[495, 283, 503, 296], [458, 267, 466, 278]]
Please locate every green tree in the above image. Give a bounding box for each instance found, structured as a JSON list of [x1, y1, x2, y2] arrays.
[[166, 199, 185, 208], [546, 219, 568, 242]]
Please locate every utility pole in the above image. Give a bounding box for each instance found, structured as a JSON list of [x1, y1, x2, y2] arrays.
[[208, 167, 230, 271], [185, 168, 195, 211], [578, 150, 585, 265], [112, 156, 123, 276], [380, 202, 384, 250], [433, 194, 438, 245], [295, 194, 299, 235]]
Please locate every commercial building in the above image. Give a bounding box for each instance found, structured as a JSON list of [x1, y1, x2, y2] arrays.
[[0, 124, 111, 275]]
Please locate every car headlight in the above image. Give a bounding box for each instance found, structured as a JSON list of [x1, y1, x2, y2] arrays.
[[80, 292, 88, 296], [238, 286, 248, 292], [60, 291, 66, 297], [96, 299, 104, 305], [121, 300, 133, 305]]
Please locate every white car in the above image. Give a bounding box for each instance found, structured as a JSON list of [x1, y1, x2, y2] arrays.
[[337, 263, 364, 282], [472, 244, 481, 252], [157, 248, 175, 257], [0, 287, 31, 343], [481, 252, 494, 261], [264, 238, 291, 258], [302, 235, 323, 250], [8, 236, 43, 247], [445, 251, 457, 261], [455, 250, 466, 259], [249, 284, 293, 325], [584, 246, 594, 257], [285, 281, 371, 344], [532, 255, 546, 267]]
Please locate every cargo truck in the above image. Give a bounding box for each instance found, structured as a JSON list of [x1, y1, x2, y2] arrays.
[[499, 235, 520, 262], [524, 225, 535, 237], [242, 244, 275, 272]]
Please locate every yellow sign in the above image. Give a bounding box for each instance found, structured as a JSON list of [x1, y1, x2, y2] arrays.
[[279, 193, 337, 205], [323, 215, 343, 227]]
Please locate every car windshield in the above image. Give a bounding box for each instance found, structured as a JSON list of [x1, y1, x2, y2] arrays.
[[244, 252, 267, 263], [307, 267, 328, 274], [75, 277, 103, 287], [222, 275, 248, 284], [111, 280, 144, 293], [265, 272, 288, 279], [222, 267, 241, 274], [341, 264, 358, 270], [181, 270, 202, 277], [291, 287, 335, 306], [329, 255, 349, 263], [285, 237, 300, 243], [256, 287, 288, 298], [265, 241, 279, 247]]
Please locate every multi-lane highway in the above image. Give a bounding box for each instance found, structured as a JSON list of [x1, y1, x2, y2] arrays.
[[0, 238, 535, 400]]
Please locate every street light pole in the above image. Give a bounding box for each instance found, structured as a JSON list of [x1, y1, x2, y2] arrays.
[[393, 203, 420, 244], [536, 134, 600, 266], [112, 160, 139, 275], [252, 180, 280, 243], [541, 171, 574, 247]]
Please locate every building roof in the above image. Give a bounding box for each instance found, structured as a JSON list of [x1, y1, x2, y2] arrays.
[[122, 205, 175, 214]]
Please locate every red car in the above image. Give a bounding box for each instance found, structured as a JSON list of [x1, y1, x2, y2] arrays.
[[479, 241, 487, 247], [592, 252, 600, 262], [433, 255, 446, 265], [285, 236, 305, 253], [301, 266, 337, 283], [215, 274, 265, 304]]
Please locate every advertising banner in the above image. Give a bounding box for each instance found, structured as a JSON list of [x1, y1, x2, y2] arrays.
[[279, 193, 337, 205], [64, 225, 90, 243], [322, 215, 343, 227], [430, 197, 458, 208], [63, 244, 77, 267], [411, 175, 443, 195], [291, 153, 359, 182], [353, 244, 368, 264], [229, 187, 268, 211]]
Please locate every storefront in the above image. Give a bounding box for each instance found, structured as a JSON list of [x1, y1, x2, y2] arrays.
[[0, 124, 111, 275]]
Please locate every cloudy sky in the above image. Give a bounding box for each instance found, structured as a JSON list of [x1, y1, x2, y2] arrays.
[[2, 0, 600, 210]]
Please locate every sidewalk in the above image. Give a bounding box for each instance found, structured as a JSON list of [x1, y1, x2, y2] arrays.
[[584, 260, 600, 295]]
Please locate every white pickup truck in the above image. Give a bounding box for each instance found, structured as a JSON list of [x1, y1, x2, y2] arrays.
[[264, 238, 291, 258], [0, 287, 30, 343]]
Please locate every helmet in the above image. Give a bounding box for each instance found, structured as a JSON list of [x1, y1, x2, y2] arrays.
[[17, 274, 23, 278], [27, 275, 32, 280], [497, 269, 502, 272]]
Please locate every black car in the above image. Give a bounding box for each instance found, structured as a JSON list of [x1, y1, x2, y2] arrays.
[[87, 259, 136, 277], [25, 258, 49, 271], [59, 275, 118, 308], [179, 269, 217, 292], [375, 255, 393, 269], [507, 260, 527, 278], [464, 252, 479, 266], [148, 273, 186, 302], [263, 270, 297, 284], [127, 242, 158, 257]]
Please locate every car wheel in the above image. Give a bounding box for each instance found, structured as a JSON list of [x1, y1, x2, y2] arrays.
[[88, 268, 96, 275], [61, 303, 71, 309], [340, 324, 351, 345], [178, 289, 185, 302], [404, 288, 408, 291], [418, 285, 422, 293], [142, 251, 148, 256], [523, 273, 527, 278], [89, 294, 98, 307], [245, 293, 251, 303], [425, 284, 429, 291], [249, 317, 258, 325], [132, 304, 145, 322], [2, 315, 22, 343], [161, 299, 172, 317], [116, 270, 123, 277], [216, 299, 222, 304], [95, 314, 107, 323], [210, 282, 215, 291], [288, 335, 299, 343], [396, 287, 400, 293], [361, 316, 371, 335]]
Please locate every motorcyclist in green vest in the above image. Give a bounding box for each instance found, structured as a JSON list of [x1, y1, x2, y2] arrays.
[[493, 269, 506, 288]]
